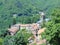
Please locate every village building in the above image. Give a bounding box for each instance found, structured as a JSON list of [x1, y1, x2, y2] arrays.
[[8, 23, 40, 36], [8, 12, 46, 36], [8, 12, 48, 45]]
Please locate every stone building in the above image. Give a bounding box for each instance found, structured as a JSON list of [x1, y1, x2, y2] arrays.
[[8, 23, 40, 36], [8, 12, 46, 36]]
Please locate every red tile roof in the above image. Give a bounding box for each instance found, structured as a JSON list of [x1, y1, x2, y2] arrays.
[[8, 27, 19, 33], [8, 23, 40, 35], [38, 28, 46, 34]]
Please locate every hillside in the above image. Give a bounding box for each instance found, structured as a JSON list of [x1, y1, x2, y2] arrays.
[[0, 0, 60, 35]]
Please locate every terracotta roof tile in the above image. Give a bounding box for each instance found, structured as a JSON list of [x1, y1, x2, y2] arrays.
[[38, 28, 46, 34], [8, 27, 19, 33]]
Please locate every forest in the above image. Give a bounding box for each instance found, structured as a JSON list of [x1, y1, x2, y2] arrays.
[[0, 0, 60, 45]]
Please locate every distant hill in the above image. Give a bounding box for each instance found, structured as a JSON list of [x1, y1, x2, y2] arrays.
[[0, 0, 60, 16]]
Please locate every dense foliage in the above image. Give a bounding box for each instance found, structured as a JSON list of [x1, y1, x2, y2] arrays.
[[0, 0, 60, 36], [0, 0, 60, 45], [3, 29, 32, 45], [0, 38, 3, 45], [42, 8, 60, 45]]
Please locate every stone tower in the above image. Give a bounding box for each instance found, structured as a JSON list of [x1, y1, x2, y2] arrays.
[[41, 12, 45, 21], [39, 12, 45, 27]]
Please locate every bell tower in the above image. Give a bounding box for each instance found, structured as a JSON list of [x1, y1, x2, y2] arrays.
[[39, 12, 45, 27]]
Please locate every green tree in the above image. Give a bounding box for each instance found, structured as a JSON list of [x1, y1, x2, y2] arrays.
[[0, 38, 4, 45], [3, 35, 15, 45], [42, 8, 60, 45], [14, 29, 32, 45]]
